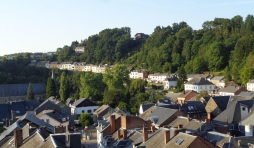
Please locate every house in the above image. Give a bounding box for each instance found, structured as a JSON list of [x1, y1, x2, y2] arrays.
[[74, 46, 85, 53], [180, 101, 207, 120], [203, 131, 238, 148], [5, 55, 14, 60], [139, 103, 155, 115], [148, 73, 170, 83], [165, 92, 181, 103], [209, 76, 225, 88], [140, 106, 184, 128], [135, 33, 149, 39], [0, 125, 81, 148], [203, 96, 231, 118], [212, 98, 254, 135], [239, 104, 254, 136], [163, 75, 178, 90], [129, 69, 148, 79], [162, 132, 218, 148], [219, 86, 247, 96], [82, 64, 93, 72], [73, 62, 86, 71], [93, 105, 110, 121], [184, 77, 215, 93], [177, 90, 198, 104], [48, 62, 60, 69], [70, 98, 98, 115], [96, 114, 151, 147], [0, 113, 53, 142], [60, 62, 73, 70], [247, 79, 254, 91], [34, 99, 63, 115]]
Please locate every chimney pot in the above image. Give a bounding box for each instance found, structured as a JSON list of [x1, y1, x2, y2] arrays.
[[143, 126, 148, 143], [164, 130, 170, 144], [207, 112, 211, 124]]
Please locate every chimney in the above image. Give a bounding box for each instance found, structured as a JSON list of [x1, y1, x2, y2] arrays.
[[164, 130, 170, 144], [110, 115, 116, 133], [178, 105, 182, 111], [178, 124, 182, 130], [117, 130, 121, 139], [123, 129, 127, 140], [11, 110, 16, 121], [174, 129, 179, 137], [151, 125, 156, 132], [238, 140, 241, 147], [5, 118, 9, 127], [207, 112, 211, 124], [187, 115, 190, 122], [143, 126, 148, 143], [14, 129, 23, 148]]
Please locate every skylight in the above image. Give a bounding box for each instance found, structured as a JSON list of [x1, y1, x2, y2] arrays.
[[176, 139, 184, 145]]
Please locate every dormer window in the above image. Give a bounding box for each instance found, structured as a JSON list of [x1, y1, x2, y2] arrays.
[[242, 107, 246, 111]]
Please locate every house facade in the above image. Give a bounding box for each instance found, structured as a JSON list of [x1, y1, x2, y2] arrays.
[[247, 79, 254, 91], [184, 77, 215, 93], [70, 98, 99, 115], [219, 86, 247, 96], [129, 70, 148, 79], [163, 75, 178, 90], [74, 46, 85, 53]]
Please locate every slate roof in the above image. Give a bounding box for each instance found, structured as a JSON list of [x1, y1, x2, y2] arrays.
[[238, 91, 254, 97], [162, 132, 196, 148], [139, 128, 169, 148], [211, 96, 230, 111], [210, 76, 224, 81], [71, 98, 97, 107], [157, 99, 173, 105], [213, 100, 254, 124], [0, 104, 11, 122], [240, 104, 254, 126], [0, 83, 46, 97], [178, 90, 197, 98], [165, 92, 181, 103], [0, 122, 22, 141], [247, 79, 254, 83], [140, 106, 179, 126], [181, 101, 207, 114], [65, 98, 74, 106], [185, 77, 214, 85], [20, 129, 47, 148], [235, 136, 254, 148], [140, 103, 155, 113], [219, 86, 246, 93], [34, 99, 63, 115], [203, 131, 234, 148]]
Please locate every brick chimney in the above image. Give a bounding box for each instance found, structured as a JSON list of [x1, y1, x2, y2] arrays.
[[54, 126, 66, 134], [143, 126, 148, 143], [174, 129, 179, 137], [187, 115, 190, 122], [164, 130, 170, 144], [207, 112, 211, 124], [123, 129, 127, 140], [178, 124, 182, 130], [14, 129, 23, 148], [117, 130, 121, 139], [110, 115, 116, 133], [151, 125, 156, 132]]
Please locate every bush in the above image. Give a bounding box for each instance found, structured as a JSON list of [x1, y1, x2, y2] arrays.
[[78, 113, 93, 127]]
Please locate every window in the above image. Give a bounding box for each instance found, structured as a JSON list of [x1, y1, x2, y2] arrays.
[[242, 107, 246, 111], [82, 110, 84, 113], [87, 110, 92, 113], [16, 110, 20, 114]]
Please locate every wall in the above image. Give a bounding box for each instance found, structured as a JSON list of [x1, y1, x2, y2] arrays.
[[38, 114, 69, 131], [185, 84, 215, 93], [74, 106, 99, 115]]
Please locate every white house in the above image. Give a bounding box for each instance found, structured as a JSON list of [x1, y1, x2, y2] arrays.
[[247, 79, 254, 91], [75, 47, 85, 53], [148, 73, 170, 83], [36, 109, 70, 132], [219, 86, 247, 96], [70, 98, 99, 115], [82, 64, 93, 72], [129, 70, 148, 79], [184, 77, 215, 93], [163, 75, 178, 90]]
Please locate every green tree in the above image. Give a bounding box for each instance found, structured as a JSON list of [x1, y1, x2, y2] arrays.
[[59, 72, 69, 102], [196, 91, 209, 101], [240, 67, 254, 86], [176, 65, 187, 91], [118, 102, 127, 110], [78, 113, 93, 127], [148, 90, 156, 103], [79, 72, 106, 101], [103, 64, 130, 90], [27, 83, 34, 100], [46, 77, 56, 98], [103, 89, 126, 107]]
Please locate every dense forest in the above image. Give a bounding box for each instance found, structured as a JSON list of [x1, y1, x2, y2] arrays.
[[54, 14, 254, 85]]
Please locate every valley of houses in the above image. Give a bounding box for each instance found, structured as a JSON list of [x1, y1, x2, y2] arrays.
[[1, 71, 254, 148]]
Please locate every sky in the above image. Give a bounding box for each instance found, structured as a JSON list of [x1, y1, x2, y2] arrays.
[[0, 0, 254, 56]]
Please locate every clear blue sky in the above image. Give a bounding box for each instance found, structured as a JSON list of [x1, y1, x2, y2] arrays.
[[0, 0, 254, 56]]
